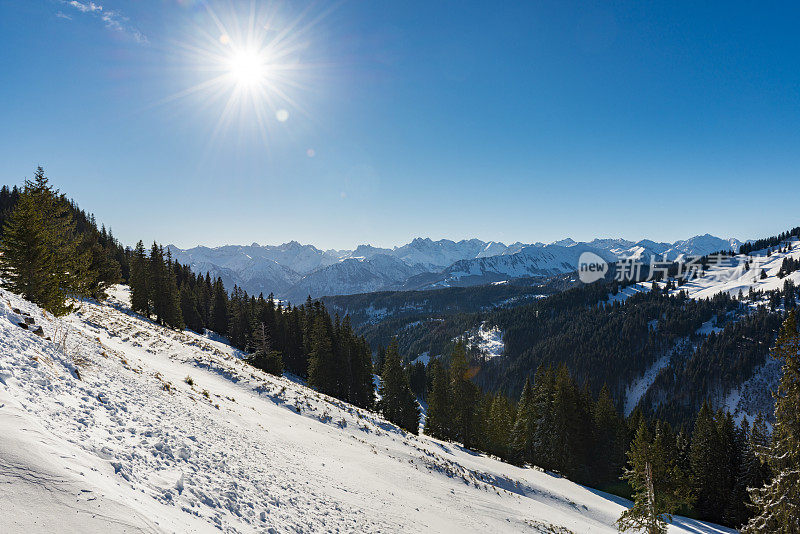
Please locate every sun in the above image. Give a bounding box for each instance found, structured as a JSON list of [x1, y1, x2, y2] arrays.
[[227, 48, 268, 88], [164, 2, 326, 147]]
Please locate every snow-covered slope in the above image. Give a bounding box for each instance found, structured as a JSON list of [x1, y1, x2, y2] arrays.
[[0, 286, 733, 534]]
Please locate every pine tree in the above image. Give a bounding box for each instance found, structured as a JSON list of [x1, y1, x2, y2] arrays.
[[81, 232, 121, 299], [424, 358, 452, 440], [0, 168, 90, 315], [449, 340, 479, 448], [210, 277, 228, 335], [377, 339, 419, 434], [592, 384, 625, 485], [551, 364, 580, 476], [618, 420, 692, 533], [162, 250, 184, 329], [307, 315, 337, 396], [486, 393, 514, 459], [531, 365, 556, 471], [248, 321, 283, 376], [724, 418, 756, 528], [130, 240, 150, 316], [744, 311, 800, 533], [690, 402, 728, 523], [149, 243, 167, 323], [179, 284, 203, 332], [345, 320, 374, 410], [510, 377, 534, 465]]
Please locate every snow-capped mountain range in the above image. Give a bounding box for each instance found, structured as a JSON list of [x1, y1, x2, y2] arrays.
[[167, 234, 743, 300]]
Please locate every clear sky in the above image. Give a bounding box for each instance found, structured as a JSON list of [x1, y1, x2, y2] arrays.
[[1, 1, 799, 250]]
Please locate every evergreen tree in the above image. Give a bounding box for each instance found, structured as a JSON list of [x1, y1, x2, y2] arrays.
[[0, 167, 90, 315], [592, 384, 625, 485], [377, 339, 419, 434], [449, 340, 479, 448], [162, 250, 184, 329], [129, 240, 150, 316], [618, 420, 692, 533], [551, 364, 581, 476], [690, 402, 728, 523], [210, 277, 228, 335], [510, 377, 534, 464], [248, 321, 283, 376], [179, 284, 203, 332], [486, 393, 514, 459], [531, 365, 556, 471], [744, 311, 800, 533], [724, 418, 756, 528], [307, 315, 338, 396], [424, 358, 452, 440], [149, 242, 167, 323], [81, 232, 121, 299], [345, 321, 374, 410]]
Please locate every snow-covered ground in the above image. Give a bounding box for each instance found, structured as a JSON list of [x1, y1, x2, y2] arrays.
[[610, 239, 800, 304], [614, 241, 800, 419], [466, 322, 505, 360], [0, 286, 733, 533]]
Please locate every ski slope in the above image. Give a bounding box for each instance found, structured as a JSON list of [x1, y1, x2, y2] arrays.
[[0, 286, 734, 533]]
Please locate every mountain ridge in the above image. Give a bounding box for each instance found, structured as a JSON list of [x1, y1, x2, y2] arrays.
[[168, 234, 743, 299]]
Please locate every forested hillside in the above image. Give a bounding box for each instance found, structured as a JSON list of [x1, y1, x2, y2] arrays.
[[361, 250, 794, 431]]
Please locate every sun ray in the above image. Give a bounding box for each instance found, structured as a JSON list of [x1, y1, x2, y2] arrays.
[[154, 0, 326, 151]]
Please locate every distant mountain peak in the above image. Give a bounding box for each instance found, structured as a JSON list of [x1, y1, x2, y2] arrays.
[[168, 233, 741, 299]]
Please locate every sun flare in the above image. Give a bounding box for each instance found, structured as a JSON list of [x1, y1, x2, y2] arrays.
[[165, 2, 324, 146], [227, 48, 268, 87]]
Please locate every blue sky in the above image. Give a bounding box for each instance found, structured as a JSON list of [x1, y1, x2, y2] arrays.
[[1, 1, 799, 250]]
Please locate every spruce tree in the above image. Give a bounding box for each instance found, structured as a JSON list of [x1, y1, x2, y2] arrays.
[[307, 315, 337, 396], [210, 277, 228, 335], [487, 393, 514, 459], [618, 420, 692, 533], [690, 402, 727, 523], [149, 243, 167, 323], [424, 358, 452, 440], [81, 233, 121, 299], [592, 384, 625, 485], [744, 311, 800, 533], [248, 321, 283, 376], [449, 340, 479, 448], [377, 339, 419, 434], [510, 377, 534, 465], [531, 365, 556, 471], [347, 330, 375, 410], [130, 240, 150, 316], [0, 167, 90, 315], [551, 365, 582, 477], [162, 250, 184, 329], [179, 284, 203, 332]]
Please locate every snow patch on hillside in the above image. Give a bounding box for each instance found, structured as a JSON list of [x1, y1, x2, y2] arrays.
[[722, 355, 782, 426], [467, 323, 504, 360], [624, 339, 692, 416]]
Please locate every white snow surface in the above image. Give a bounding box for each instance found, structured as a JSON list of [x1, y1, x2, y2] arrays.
[[467, 323, 505, 360], [0, 286, 734, 534]]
